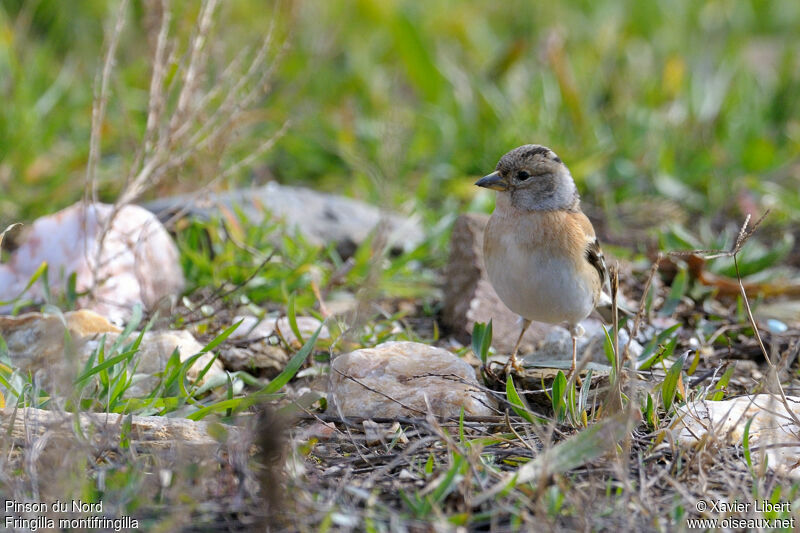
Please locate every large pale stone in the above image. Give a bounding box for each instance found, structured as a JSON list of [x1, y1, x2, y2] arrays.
[[144, 183, 423, 256], [672, 395, 800, 479], [2, 406, 236, 452], [0, 202, 184, 322], [0, 310, 223, 397], [327, 341, 494, 418]]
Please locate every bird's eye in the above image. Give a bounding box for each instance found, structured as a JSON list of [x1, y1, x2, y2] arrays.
[[516, 170, 531, 181]]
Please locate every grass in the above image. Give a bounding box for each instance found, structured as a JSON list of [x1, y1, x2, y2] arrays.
[[2, 1, 800, 227], [1, 0, 799, 531]]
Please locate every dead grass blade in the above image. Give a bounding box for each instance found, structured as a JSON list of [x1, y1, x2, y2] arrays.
[[474, 408, 637, 504]]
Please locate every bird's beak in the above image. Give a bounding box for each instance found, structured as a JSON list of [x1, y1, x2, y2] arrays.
[[474, 171, 508, 191]]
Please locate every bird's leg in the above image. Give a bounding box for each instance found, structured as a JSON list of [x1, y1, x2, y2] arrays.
[[504, 318, 531, 374], [568, 333, 579, 384], [566, 324, 584, 385]]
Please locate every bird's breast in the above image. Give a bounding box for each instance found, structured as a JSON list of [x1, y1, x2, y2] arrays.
[[483, 210, 596, 325]]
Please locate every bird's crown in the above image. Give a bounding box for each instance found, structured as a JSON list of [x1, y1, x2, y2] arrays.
[[496, 144, 563, 176]]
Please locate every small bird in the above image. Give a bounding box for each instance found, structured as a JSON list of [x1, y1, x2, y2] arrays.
[[475, 144, 611, 378]]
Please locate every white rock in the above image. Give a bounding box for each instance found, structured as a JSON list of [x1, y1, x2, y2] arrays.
[[362, 420, 384, 446], [3, 406, 236, 452], [144, 183, 424, 253], [0, 310, 223, 397], [672, 395, 800, 478], [328, 341, 495, 418], [0, 202, 184, 322]]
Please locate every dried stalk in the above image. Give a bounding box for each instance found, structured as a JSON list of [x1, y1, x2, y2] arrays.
[[82, 0, 288, 304], [85, 0, 129, 205]]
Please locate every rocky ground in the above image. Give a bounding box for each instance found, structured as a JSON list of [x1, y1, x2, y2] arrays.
[[1, 192, 799, 531]]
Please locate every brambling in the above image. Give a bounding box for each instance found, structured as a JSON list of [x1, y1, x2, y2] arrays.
[[475, 144, 612, 378]]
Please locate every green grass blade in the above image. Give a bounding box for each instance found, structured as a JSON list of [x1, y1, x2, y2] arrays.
[[431, 455, 465, 504], [551, 371, 567, 421], [505, 375, 539, 424], [262, 324, 323, 394], [74, 346, 138, 387], [0, 261, 49, 306], [476, 411, 635, 503], [287, 294, 305, 346], [200, 319, 244, 353], [186, 391, 283, 421], [638, 324, 681, 370], [708, 365, 735, 401], [471, 321, 494, 365], [662, 352, 687, 412], [578, 369, 593, 417], [660, 268, 687, 317], [743, 414, 757, 471]]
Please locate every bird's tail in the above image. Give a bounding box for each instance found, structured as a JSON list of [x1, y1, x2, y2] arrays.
[[595, 290, 635, 323]]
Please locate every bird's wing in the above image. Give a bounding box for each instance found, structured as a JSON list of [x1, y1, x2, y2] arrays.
[[573, 211, 636, 320], [585, 236, 608, 291], [574, 212, 609, 293]]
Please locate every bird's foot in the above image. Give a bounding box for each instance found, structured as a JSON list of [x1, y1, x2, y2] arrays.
[[503, 353, 524, 375], [566, 362, 582, 387], [483, 362, 501, 383]]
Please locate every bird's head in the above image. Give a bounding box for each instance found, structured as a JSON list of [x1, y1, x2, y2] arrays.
[[475, 144, 579, 211]]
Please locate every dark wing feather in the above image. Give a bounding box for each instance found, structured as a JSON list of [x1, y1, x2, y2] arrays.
[[586, 237, 634, 318], [585, 237, 608, 290]]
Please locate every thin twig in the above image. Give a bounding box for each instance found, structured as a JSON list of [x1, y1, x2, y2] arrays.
[[85, 0, 129, 204], [729, 216, 800, 428]]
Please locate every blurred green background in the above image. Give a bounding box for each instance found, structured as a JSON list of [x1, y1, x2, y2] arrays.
[[1, 0, 799, 248]]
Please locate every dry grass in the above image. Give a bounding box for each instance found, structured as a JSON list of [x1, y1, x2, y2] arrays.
[[83, 0, 288, 295]]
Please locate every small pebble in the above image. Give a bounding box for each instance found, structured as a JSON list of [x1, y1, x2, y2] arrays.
[[766, 319, 788, 334]]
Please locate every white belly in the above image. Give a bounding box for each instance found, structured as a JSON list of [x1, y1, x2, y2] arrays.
[[484, 231, 594, 325]]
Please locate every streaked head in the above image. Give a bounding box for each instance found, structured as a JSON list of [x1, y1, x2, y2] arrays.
[[475, 144, 578, 211]]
